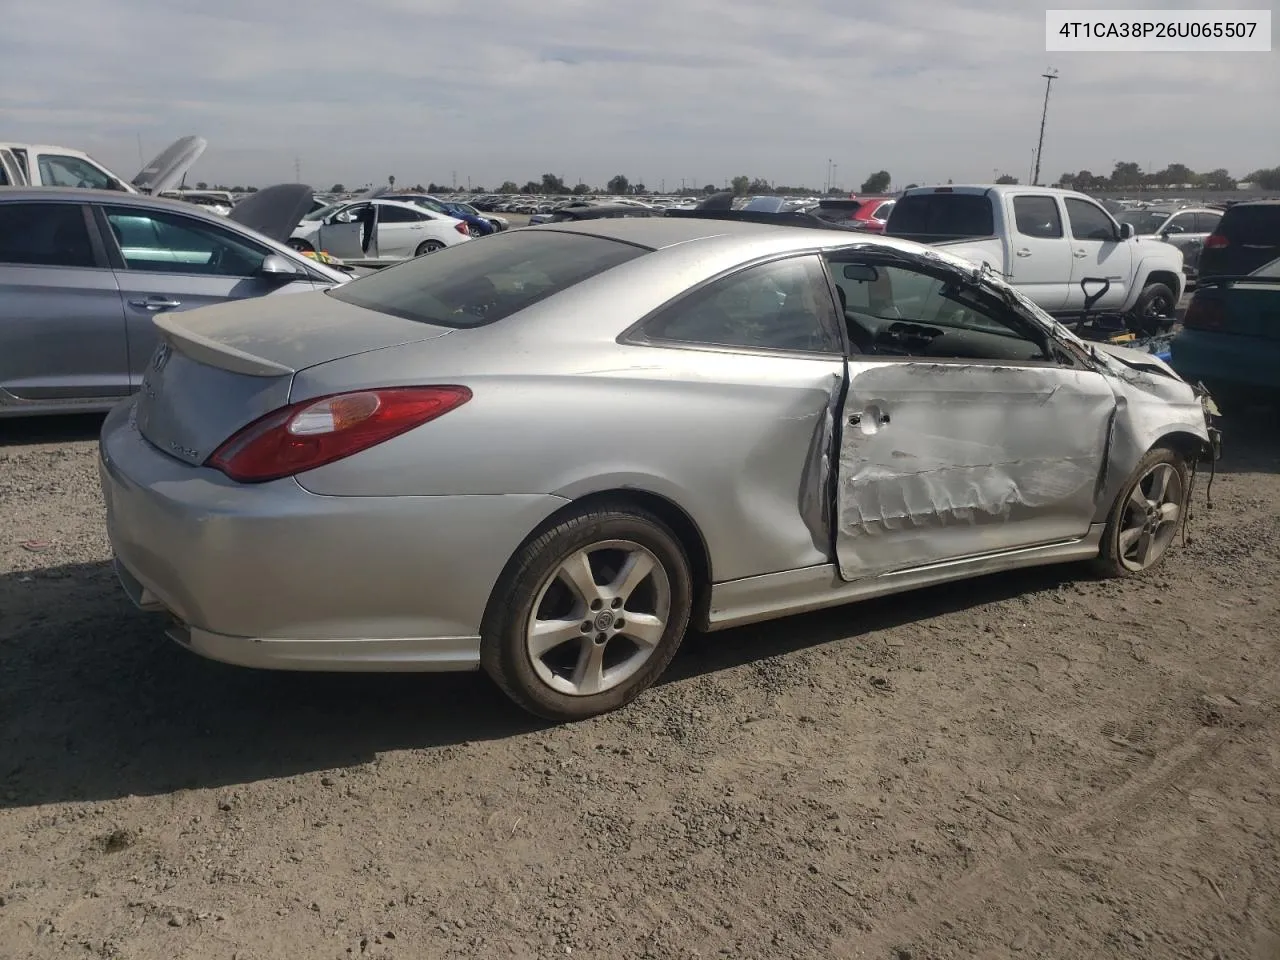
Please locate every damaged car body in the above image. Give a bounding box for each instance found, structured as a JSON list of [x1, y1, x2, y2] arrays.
[[98, 216, 1218, 722]]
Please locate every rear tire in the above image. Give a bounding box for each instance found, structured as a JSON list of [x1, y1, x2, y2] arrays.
[[415, 240, 445, 256], [1094, 446, 1188, 579], [480, 504, 693, 722], [1129, 282, 1177, 336]]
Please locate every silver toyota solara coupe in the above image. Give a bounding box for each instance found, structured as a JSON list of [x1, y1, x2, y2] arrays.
[[99, 215, 1219, 720]]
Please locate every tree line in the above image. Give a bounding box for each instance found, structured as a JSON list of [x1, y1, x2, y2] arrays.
[[1057, 162, 1280, 192], [194, 163, 1279, 197]]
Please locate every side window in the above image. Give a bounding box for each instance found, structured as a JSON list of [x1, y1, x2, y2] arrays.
[[1194, 212, 1222, 234], [377, 205, 421, 223], [332, 204, 366, 223], [1064, 198, 1118, 242], [872, 201, 894, 220], [37, 154, 115, 190], [0, 202, 96, 268], [641, 256, 839, 354], [827, 259, 1048, 363], [1165, 213, 1196, 234], [1013, 196, 1064, 239], [105, 207, 268, 276]]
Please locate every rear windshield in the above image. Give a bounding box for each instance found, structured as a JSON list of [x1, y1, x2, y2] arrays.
[[885, 193, 995, 242], [1219, 205, 1280, 245], [326, 229, 648, 327]]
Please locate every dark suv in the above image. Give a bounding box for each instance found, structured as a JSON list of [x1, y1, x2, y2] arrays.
[[1198, 199, 1280, 279]]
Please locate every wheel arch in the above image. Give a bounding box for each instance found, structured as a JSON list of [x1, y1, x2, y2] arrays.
[[491, 486, 715, 630]]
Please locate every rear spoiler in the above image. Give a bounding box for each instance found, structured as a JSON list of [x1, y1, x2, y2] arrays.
[[663, 208, 865, 232]]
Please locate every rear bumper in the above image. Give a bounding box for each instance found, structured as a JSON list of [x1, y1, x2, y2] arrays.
[[99, 401, 569, 671], [1170, 330, 1280, 393]]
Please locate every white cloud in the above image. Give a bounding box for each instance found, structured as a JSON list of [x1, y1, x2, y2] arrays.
[[0, 0, 1273, 189]]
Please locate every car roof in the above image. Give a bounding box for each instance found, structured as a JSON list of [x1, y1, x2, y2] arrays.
[[0, 186, 225, 217], [524, 216, 952, 260]]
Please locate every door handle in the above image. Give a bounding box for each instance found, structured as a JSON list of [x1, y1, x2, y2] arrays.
[[1015, 248, 1032, 257], [1073, 250, 1088, 258], [129, 297, 182, 311]]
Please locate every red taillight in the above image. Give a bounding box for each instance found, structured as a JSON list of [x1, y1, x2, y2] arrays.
[[455, 221, 469, 236], [1181, 297, 1226, 332], [1204, 233, 1229, 249], [206, 386, 472, 483]]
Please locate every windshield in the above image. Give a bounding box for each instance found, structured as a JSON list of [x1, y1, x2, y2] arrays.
[[327, 229, 648, 328], [885, 193, 995, 242], [1115, 210, 1172, 235], [303, 202, 342, 221]]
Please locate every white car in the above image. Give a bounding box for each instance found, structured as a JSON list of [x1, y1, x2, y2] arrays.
[[290, 198, 471, 263]]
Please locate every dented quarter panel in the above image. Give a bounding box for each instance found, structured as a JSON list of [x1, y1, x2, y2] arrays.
[[835, 360, 1117, 580], [1089, 347, 1212, 522]]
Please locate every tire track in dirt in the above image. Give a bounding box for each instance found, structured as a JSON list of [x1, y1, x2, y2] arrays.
[[850, 681, 1278, 958]]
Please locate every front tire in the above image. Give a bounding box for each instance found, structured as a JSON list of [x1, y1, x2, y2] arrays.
[[1094, 447, 1188, 578], [415, 240, 445, 256], [1129, 282, 1177, 336], [481, 504, 693, 721]]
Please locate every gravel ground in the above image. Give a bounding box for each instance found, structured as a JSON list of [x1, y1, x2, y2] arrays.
[[1, 409, 1277, 960]]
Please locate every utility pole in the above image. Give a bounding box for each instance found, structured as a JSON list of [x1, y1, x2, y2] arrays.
[[832, 163, 838, 192], [451, 170, 457, 190], [1032, 68, 1058, 187]]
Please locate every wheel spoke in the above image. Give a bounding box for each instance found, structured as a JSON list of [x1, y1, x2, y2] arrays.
[[1127, 486, 1149, 514], [529, 619, 584, 658], [609, 550, 655, 603], [621, 613, 665, 649], [1150, 464, 1171, 503], [1158, 502, 1181, 526], [1119, 526, 1143, 556], [557, 551, 601, 607], [1134, 531, 1154, 566], [570, 641, 607, 696]]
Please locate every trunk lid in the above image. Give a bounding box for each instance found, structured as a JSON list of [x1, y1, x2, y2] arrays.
[[227, 182, 315, 244], [131, 136, 207, 194], [134, 290, 454, 466]]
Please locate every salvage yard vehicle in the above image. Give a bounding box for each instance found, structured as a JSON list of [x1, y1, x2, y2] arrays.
[[99, 215, 1218, 721], [1170, 255, 1280, 410], [0, 136, 206, 195], [289, 197, 471, 263], [0, 184, 350, 417], [1197, 199, 1280, 281], [1114, 204, 1222, 283], [884, 184, 1186, 335]]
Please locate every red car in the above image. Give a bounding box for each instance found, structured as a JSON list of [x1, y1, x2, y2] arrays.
[[811, 196, 896, 232]]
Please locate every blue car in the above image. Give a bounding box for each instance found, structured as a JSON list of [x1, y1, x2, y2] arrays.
[[1170, 255, 1280, 411], [392, 195, 497, 236]]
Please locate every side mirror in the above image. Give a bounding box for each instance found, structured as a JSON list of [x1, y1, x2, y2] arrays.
[[843, 263, 880, 282], [260, 254, 300, 277], [1119, 222, 1135, 240]]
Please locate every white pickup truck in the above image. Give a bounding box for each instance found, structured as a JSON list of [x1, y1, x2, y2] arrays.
[[884, 184, 1185, 332], [0, 136, 205, 195]]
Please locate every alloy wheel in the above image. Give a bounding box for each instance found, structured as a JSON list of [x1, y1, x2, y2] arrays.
[[1118, 462, 1183, 572], [524, 540, 671, 697]]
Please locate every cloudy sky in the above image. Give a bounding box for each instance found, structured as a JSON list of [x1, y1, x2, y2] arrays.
[[2, 0, 1275, 190]]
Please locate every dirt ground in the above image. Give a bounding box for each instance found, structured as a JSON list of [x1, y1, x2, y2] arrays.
[[1, 410, 1277, 960]]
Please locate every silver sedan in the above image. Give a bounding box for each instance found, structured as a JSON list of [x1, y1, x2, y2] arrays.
[[99, 217, 1219, 720]]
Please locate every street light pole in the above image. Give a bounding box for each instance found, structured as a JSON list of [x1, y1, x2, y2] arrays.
[[1032, 68, 1058, 187]]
